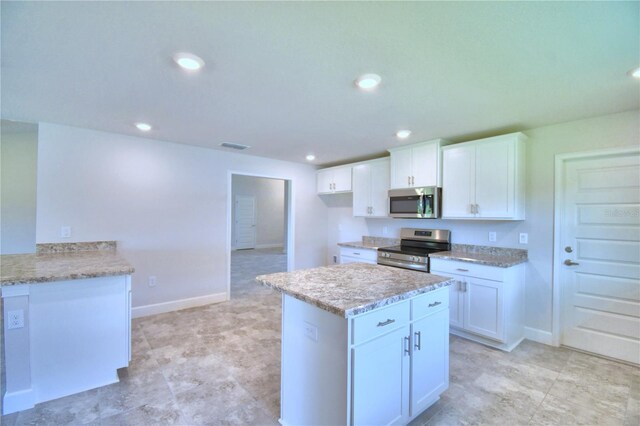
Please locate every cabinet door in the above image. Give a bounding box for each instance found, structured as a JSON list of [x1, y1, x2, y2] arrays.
[[352, 326, 410, 425], [369, 159, 390, 217], [442, 146, 475, 218], [475, 138, 514, 218], [464, 277, 504, 342], [448, 278, 465, 329], [411, 143, 438, 187], [333, 166, 352, 192], [317, 169, 333, 194], [389, 148, 413, 189], [352, 164, 371, 217], [410, 309, 449, 416]]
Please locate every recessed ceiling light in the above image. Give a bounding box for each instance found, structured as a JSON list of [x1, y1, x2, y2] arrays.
[[306, 154, 316, 161], [396, 130, 412, 139], [135, 122, 152, 132], [355, 73, 381, 90], [630, 66, 640, 79], [173, 52, 205, 71]]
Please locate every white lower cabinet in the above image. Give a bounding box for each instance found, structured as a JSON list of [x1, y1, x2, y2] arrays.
[[431, 258, 525, 351], [339, 247, 377, 265], [280, 287, 450, 425]]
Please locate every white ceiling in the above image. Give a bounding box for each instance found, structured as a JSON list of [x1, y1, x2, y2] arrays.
[[2, 1, 638, 166]]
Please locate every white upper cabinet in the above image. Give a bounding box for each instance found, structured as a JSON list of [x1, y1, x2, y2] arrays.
[[388, 139, 449, 189], [317, 165, 352, 194], [442, 132, 526, 220], [352, 158, 390, 217]]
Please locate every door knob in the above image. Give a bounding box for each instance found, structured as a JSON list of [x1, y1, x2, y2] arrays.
[[564, 246, 573, 253], [564, 259, 579, 266]]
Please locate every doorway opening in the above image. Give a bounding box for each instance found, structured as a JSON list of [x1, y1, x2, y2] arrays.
[[228, 173, 292, 299]]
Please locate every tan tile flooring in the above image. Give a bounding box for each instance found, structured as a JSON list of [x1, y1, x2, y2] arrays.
[[2, 248, 639, 425]]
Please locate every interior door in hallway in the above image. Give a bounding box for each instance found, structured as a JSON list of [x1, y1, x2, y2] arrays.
[[560, 150, 640, 364], [234, 195, 256, 250]]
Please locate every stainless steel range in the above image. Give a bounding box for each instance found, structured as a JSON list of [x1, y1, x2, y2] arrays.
[[377, 228, 451, 273]]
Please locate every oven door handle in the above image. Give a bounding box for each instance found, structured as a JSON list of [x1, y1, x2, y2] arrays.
[[420, 194, 428, 216], [378, 258, 429, 272]]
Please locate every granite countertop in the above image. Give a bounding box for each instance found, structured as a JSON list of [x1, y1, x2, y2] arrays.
[[256, 263, 453, 318], [338, 236, 399, 250], [430, 244, 528, 268], [1, 242, 135, 286]]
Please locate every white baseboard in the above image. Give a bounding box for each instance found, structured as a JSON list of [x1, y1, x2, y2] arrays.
[[524, 326, 554, 346], [132, 292, 228, 319], [255, 243, 284, 249], [3, 388, 35, 415]]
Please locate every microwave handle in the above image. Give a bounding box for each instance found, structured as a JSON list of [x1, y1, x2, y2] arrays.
[[420, 194, 427, 215]]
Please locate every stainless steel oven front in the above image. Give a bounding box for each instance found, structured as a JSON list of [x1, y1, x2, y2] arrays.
[[388, 187, 441, 219]]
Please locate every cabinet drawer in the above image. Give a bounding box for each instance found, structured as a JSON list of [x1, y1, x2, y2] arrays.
[[411, 287, 449, 320], [352, 300, 410, 345], [339, 247, 377, 262], [430, 258, 504, 281]]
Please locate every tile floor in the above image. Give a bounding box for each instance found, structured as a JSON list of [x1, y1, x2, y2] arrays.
[[2, 248, 639, 425]]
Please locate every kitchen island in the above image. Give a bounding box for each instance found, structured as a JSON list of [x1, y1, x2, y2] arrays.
[[257, 263, 454, 426], [1, 242, 134, 415]]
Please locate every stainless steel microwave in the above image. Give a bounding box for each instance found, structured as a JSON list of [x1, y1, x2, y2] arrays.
[[389, 187, 441, 219]]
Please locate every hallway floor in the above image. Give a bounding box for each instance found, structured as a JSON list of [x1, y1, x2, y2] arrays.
[[2, 249, 638, 425]]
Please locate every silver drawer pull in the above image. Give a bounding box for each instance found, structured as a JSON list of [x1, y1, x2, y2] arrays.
[[456, 268, 469, 272], [428, 301, 442, 308], [353, 252, 360, 255], [377, 319, 396, 327]]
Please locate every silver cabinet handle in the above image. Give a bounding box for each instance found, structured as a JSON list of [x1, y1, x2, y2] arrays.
[[353, 252, 360, 256], [470, 204, 475, 214], [404, 336, 411, 356], [428, 301, 442, 308], [464, 281, 468, 292], [411, 176, 415, 186], [476, 204, 480, 214], [408, 176, 411, 186], [414, 331, 421, 351], [456, 268, 469, 272], [564, 259, 580, 266], [377, 318, 395, 327]]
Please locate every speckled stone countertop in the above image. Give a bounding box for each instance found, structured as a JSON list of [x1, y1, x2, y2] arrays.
[[1, 242, 134, 286], [430, 244, 528, 268], [257, 263, 453, 318], [338, 236, 399, 250]]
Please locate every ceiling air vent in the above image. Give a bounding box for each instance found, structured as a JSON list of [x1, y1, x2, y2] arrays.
[[220, 142, 250, 150]]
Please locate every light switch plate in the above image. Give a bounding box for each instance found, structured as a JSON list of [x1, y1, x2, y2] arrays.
[[488, 232, 497, 242], [303, 321, 318, 342], [519, 233, 528, 244]]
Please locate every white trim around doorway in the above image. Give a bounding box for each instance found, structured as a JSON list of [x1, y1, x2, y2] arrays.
[[551, 145, 640, 346], [226, 171, 295, 300]]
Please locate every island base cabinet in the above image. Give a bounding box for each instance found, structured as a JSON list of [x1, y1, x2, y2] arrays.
[[280, 288, 449, 426], [1, 275, 131, 414]]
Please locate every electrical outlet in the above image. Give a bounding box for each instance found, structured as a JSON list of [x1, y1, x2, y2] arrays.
[[148, 276, 157, 287], [488, 232, 497, 242], [303, 321, 318, 342], [519, 233, 529, 244], [7, 310, 24, 329], [60, 226, 71, 238]]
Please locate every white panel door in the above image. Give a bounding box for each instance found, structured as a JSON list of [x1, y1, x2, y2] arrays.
[[475, 139, 514, 218], [333, 166, 352, 192], [411, 143, 438, 187], [442, 146, 475, 218], [317, 169, 333, 193], [561, 152, 640, 364], [464, 277, 504, 342], [352, 164, 370, 217], [390, 147, 413, 189], [234, 195, 256, 250], [370, 159, 390, 217], [410, 308, 449, 416], [352, 326, 410, 425]]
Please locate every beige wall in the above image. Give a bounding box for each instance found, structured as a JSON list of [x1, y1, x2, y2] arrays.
[[1, 128, 38, 254], [231, 175, 285, 249], [326, 110, 640, 336]]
